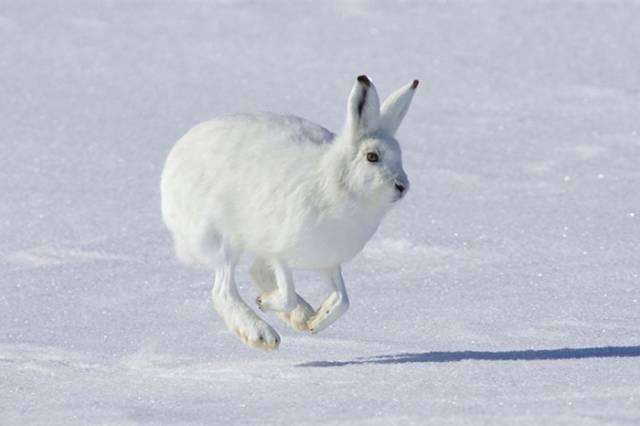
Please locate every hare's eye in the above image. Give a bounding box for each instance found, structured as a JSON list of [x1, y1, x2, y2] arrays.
[[366, 152, 379, 163]]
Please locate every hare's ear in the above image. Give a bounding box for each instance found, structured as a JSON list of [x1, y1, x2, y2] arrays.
[[345, 75, 381, 139], [379, 80, 419, 136]]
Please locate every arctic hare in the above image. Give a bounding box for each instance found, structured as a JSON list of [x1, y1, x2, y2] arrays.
[[161, 75, 418, 350]]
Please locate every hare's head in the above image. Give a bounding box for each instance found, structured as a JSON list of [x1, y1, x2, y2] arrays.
[[337, 75, 418, 206]]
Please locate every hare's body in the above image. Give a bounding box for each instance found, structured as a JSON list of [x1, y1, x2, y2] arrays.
[[161, 113, 383, 270], [161, 76, 418, 350]]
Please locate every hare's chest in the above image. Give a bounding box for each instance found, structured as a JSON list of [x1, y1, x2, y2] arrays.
[[284, 208, 383, 269]]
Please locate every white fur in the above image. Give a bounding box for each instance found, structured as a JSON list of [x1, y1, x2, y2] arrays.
[[161, 76, 418, 350]]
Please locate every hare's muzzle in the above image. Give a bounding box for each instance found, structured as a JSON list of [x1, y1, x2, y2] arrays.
[[393, 178, 409, 201]]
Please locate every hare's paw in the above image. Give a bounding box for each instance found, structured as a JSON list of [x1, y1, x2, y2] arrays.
[[233, 319, 280, 351], [276, 295, 315, 332], [256, 290, 296, 313], [307, 291, 349, 334], [217, 301, 281, 351]]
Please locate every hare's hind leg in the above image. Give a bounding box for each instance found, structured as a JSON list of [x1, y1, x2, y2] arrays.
[[250, 258, 315, 332], [212, 250, 280, 351], [307, 266, 350, 334]]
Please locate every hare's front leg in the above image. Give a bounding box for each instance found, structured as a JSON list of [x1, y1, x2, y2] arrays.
[[251, 258, 315, 331], [212, 256, 280, 351], [307, 266, 350, 333], [254, 259, 298, 313]]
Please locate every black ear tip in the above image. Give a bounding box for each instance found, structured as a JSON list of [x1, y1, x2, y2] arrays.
[[412, 80, 419, 89], [357, 75, 371, 87]]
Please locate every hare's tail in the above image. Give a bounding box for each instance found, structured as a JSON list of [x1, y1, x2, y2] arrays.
[[170, 226, 226, 270]]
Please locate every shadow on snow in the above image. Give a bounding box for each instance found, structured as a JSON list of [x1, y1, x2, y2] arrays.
[[297, 345, 640, 367]]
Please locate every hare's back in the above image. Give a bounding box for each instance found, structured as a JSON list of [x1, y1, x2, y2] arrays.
[[165, 112, 333, 179], [168, 113, 334, 188], [185, 113, 333, 153]]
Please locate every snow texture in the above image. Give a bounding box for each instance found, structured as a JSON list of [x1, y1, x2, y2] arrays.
[[1, 0, 639, 424]]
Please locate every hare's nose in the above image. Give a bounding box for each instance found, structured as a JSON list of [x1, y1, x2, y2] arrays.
[[394, 183, 406, 194]]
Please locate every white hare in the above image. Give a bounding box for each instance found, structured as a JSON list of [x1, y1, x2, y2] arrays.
[[161, 75, 418, 350]]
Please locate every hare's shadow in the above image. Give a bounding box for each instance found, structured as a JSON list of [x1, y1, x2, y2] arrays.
[[297, 345, 640, 367]]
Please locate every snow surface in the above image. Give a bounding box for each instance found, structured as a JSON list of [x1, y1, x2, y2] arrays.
[[2, 0, 640, 424]]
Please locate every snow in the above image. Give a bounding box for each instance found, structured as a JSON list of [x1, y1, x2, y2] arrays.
[[1, 0, 639, 424]]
